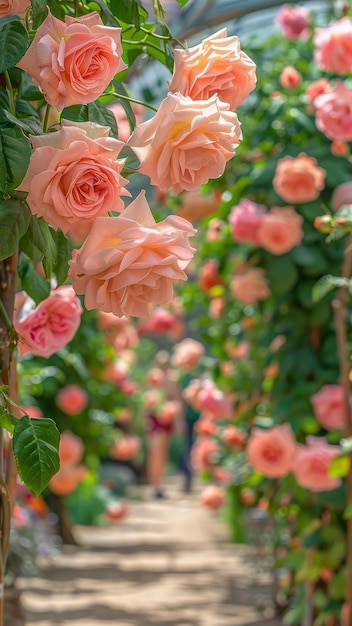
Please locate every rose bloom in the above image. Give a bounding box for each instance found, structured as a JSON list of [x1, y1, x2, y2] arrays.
[[110, 435, 141, 461], [200, 484, 226, 510], [169, 27, 256, 110], [314, 81, 352, 142], [314, 17, 352, 74], [14, 285, 82, 358], [157, 400, 181, 425], [194, 417, 218, 437], [330, 139, 349, 157], [275, 4, 310, 40], [56, 384, 88, 416], [137, 307, 178, 336], [292, 436, 342, 492], [17, 10, 126, 111], [279, 66, 302, 89], [257, 206, 303, 255], [222, 425, 246, 449], [228, 198, 266, 245], [191, 437, 219, 472], [128, 92, 242, 194], [209, 296, 226, 320], [0, 0, 30, 16], [198, 259, 224, 292], [332, 182, 352, 211], [146, 367, 166, 387], [69, 191, 196, 318], [59, 430, 84, 465], [231, 266, 270, 305], [22, 405, 43, 418], [17, 120, 128, 234], [273, 152, 326, 203], [197, 379, 232, 420], [171, 338, 205, 370], [306, 78, 332, 105], [310, 384, 346, 431], [246, 424, 297, 478], [49, 464, 87, 496]]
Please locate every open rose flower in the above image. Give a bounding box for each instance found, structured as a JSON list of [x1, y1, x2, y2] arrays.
[[14, 285, 82, 358], [273, 152, 326, 203], [171, 338, 205, 370], [228, 198, 266, 245], [275, 4, 310, 40], [310, 384, 347, 431], [200, 484, 226, 510], [59, 430, 84, 465], [314, 81, 352, 142], [49, 464, 87, 496], [0, 0, 30, 16], [56, 384, 88, 416], [128, 92, 242, 194], [246, 423, 297, 478], [68, 191, 196, 318], [17, 10, 126, 111], [292, 436, 342, 492], [279, 65, 301, 89], [17, 120, 128, 234], [314, 17, 352, 74], [257, 206, 303, 255], [169, 27, 256, 110], [231, 266, 271, 305]]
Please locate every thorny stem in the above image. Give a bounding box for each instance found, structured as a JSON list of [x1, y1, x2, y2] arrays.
[[332, 233, 352, 626]]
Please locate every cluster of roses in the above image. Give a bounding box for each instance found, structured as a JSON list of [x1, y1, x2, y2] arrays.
[[12, 8, 256, 358]]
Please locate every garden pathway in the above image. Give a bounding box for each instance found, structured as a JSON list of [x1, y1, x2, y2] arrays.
[[18, 477, 283, 626]]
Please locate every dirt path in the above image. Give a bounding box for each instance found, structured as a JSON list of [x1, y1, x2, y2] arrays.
[[18, 477, 283, 626]]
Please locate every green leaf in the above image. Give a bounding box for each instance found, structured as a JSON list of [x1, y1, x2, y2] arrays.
[[61, 102, 118, 137], [0, 127, 31, 194], [0, 196, 31, 260], [51, 229, 72, 285], [2, 110, 43, 136], [0, 407, 16, 435], [312, 274, 351, 303], [110, 0, 147, 26], [328, 454, 350, 479], [18, 253, 51, 305], [0, 16, 29, 72], [13, 415, 60, 496]]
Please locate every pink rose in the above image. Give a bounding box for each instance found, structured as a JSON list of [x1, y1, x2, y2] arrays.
[[14, 285, 82, 358], [198, 259, 224, 293], [197, 379, 232, 420], [314, 81, 352, 142], [194, 417, 218, 437], [314, 17, 352, 74], [0, 0, 30, 16], [56, 384, 88, 416], [191, 437, 219, 472], [332, 182, 352, 211], [17, 120, 128, 234], [273, 152, 326, 203], [310, 384, 347, 431], [246, 423, 297, 478], [200, 484, 226, 510], [231, 266, 271, 305], [279, 66, 302, 89], [292, 436, 342, 491], [275, 4, 310, 40], [17, 10, 126, 111], [171, 338, 205, 370], [128, 92, 242, 194], [69, 191, 196, 318], [169, 27, 256, 110], [228, 198, 266, 245], [49, 464, 87, 495], [157, 400, 181, 425], [222, 425, 246, 449], [257, 206, 303, 255], [59, 430, 84, 465], [137, 307, 179, 336], [22, 405, 43, 418], [306, 78, 332, 106], [110, 435, 141, 461], [146, 368, 166, 387]]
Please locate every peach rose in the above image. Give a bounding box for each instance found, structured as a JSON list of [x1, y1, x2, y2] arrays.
[[17, 10, 126, 110], [314, 17, 352, 74], [275, 4, 310, 39], [228, 198, 266, 245], [222, 425, 246, 449], [59, 430, 84, 465], [330, 140, 349, 157], [56, 384, 88, 416], [110, 435, 141, 461], [14, 285, 82, 358], [194, 417, 218, 437], [273, 152, 326, 203], [246, 424, 297, 478], [306, 78, 332, 105], [157, 400, 181, 425], [198, 259, 224, 292], [197, 379, 232, 420], [17, 120, 128, 234], [310, 384, 346, 431], [257, 206, 303, 255], [49, 464, 87, 496], [128, 92, 242, 194], [171, 338, 205, 370], [209, 296, 226, 320], [292, 436, 342, 491], [0, 0, 30, 15], [332, 182, 352, 211], [68, 191, 196, 318], [146, 367, 166, 387], [169, 27, 256, 110], [191, 437, 219, 472], [314, 81, 352, 142], [200, 484, 226, 510], [279, 66, 301, 89], [231, 266, 271, 305]]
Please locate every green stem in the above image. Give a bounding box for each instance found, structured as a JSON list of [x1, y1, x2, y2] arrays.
[[42, 103, 52, 133], [122, 36, 169, 56], [111, 92, 157, 113], [3, 70, 16, 117], [139, 26, 185, 48], [0, 298, 13, 333]]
